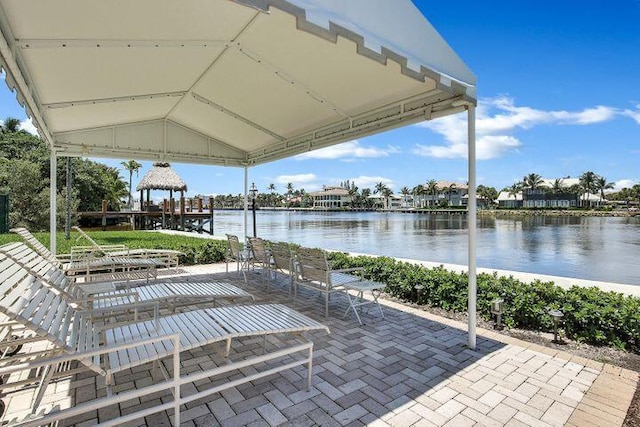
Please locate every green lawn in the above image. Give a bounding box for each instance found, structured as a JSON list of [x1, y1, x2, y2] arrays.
[[0, 230, 228, 265]]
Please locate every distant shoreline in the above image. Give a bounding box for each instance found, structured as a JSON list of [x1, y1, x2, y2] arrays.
[[246, 207, 639, 217]]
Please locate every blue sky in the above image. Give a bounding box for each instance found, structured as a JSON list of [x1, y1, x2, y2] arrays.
[[1, 0, 639, 200]]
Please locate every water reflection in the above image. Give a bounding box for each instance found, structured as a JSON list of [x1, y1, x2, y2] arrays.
[[211, 211, 640, 285]]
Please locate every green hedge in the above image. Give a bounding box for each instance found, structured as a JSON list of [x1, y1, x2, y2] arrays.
[[0, 231, 228, 266], [328, 252, 640, 352]]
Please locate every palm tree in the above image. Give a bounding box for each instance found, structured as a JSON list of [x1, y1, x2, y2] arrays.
[[347, 184, 359, 208], [523, 173, 544, 190], [446, 183, 457, 204], [507, 182, 522, 206], [120, 160, 143, 209], [0, 117, 21, 133], [550, 178, 564, 195], [267, 183, 276, 207], [579, 171, 597, 207], [412, 184, 424, 208], [426, 179, 438, 207], [595, 176, 614, 202], [374, 182, 391, 209], [361, 188, 372, 209], [400, 186, 410, 207]]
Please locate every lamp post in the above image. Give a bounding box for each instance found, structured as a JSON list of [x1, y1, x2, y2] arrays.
[[249, 182, 258, 237]]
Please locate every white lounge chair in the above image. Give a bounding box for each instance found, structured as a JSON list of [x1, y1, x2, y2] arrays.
[[72, 225, 184, 270], [0, 242, 254, 321], [0, 270, 329, 426], [11, 227, 161, 283]]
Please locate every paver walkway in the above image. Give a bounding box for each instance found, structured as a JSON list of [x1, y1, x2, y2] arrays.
[[2, 263, 637, 426]]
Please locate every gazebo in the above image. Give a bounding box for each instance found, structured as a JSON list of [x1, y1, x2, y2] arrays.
[[0, 0, 479, 346], [135, 162, 188, 229]]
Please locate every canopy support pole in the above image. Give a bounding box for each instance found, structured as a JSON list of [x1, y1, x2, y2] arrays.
[[49, 150, 57, 255], [467, 104, 477, 350], [65, 157, 72, 240], [243, 166, 249, 243]]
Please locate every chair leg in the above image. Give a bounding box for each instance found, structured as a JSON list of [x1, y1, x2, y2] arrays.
[[325, 291, 329, 318], [32, 363, 57, 414]]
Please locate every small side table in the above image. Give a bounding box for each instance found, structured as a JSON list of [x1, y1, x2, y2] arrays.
[[342, 281, 385, 325]]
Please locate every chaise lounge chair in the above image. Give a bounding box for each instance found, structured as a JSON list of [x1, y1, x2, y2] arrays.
[[72, 225, 184, 270], [11, 227, 161, 283], [0, 267, 329, 426], [0, 242, 254, 321]]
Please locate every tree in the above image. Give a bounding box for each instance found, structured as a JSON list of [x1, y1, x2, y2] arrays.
[[360, 188, 373, 209], [507, 182, 522, 203], [477, 185, 498, 206], [579, 171, 598, 207], [400, 186, 410, 207], [0, 118, 131, 230], [0, 117, 21, 133], [120, 160, 143, 209], [595, 175, 614, 201], [411, 184, 425, 208], [426, 179, 439, 207], [550, 178, 565, 195], [374, 182, 391, 209], [446, 183, 457, 204], [523, 173, 544, 190]]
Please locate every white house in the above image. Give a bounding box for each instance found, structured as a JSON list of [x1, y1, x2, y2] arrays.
[[309, 186, 352, 208]]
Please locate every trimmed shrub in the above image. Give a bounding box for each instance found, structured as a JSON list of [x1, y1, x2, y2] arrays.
[[328, 252, 640, 352]]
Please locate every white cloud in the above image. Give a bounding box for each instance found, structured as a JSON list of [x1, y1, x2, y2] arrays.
[[19, 118, 38, 135], [622, 104, 640, 124], [614, 179, 638, 191], [413, 96, 621, 160], [275, 173, 317, 186], [347, 175, 395, 190], [295, 140, 400, 161]]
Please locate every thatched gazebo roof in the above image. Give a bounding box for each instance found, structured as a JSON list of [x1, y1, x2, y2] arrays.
[[136, 162, 187, 192]]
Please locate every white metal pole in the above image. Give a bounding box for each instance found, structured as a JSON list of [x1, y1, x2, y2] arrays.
[[49, 149, 57, 255], [243, 166, 249, 243], [467, 104, 477, 350]]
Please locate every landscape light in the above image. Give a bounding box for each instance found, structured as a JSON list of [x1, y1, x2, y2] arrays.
[[490, 298, 504, 330], [548, 309, 564, 343]]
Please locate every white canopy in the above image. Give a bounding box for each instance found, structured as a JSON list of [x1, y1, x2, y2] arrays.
[[0, 0, 475, 165], [0, 0, 479, 349]]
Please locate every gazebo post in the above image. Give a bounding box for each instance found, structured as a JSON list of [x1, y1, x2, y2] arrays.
[[180, 192, 185, 231], [162, 198, 167, 229], [169, 189, 174, 229], [139, 189, 144, 229], [146, 188, 151, 229]]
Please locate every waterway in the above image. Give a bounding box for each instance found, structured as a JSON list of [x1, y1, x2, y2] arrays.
[[209, 210, 640, 286]]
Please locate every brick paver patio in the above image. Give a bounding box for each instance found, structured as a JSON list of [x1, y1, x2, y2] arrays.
[[2, 263, 637, 426]]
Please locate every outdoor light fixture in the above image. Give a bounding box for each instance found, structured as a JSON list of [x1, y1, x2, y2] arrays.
[[549, 309, 564, 343], [249, 182, 258, 237], [490, 298, 504, 330], [414, 285, 424, 303]]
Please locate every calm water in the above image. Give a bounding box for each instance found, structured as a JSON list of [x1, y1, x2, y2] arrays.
[[210, 210, 640, 285]]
